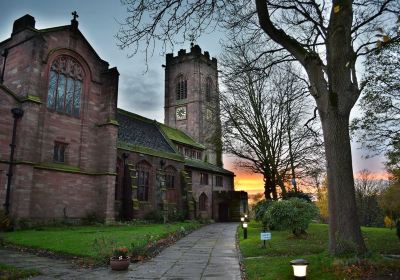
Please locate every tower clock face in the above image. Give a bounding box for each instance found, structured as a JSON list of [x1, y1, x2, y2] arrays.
[[176, 106, 187, 120]]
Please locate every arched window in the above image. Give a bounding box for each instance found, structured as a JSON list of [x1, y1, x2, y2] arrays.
[[47, 56, 84, 117], [137, 161, 151, 201], [164, 166, 177, 189], [176, 74, 187, 100], [199, 192, 208, 211], [205, 77, 213, 102]]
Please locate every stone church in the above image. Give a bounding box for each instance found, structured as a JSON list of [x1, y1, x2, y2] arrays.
[[0, 14, 247, 223]]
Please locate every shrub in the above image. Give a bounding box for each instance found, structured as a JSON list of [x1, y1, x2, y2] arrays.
[[282, 190, 312, 202], [144, 210, 164, 223], [253, 199, 273, 222], [92, 236, 116, 263], [0, 210, 13, 231], [263, 198, 319, 236]]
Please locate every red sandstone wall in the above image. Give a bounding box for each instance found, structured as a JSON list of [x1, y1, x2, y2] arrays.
[[116, 150, 185, 219], [0, 19, 118, 221]]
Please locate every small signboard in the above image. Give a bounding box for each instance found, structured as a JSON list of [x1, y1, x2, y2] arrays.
[[260, 232, 271, 240]]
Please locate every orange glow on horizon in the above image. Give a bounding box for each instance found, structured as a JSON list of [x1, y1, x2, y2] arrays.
[[224, 156, 390, 195]]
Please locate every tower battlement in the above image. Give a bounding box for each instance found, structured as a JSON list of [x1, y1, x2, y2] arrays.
[[166, 45, 217, 68]]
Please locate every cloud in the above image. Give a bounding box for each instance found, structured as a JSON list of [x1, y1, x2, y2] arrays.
[[117, 69, 164, 121]]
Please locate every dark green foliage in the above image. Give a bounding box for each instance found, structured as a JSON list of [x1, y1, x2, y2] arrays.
[[355, 190, 384, 227], [144, 210, 164, 223], [351, 41, 400, 163], [0, 210, 12, 231], [253, 199, 273, 222], [379, 182, 400, 240], [263, 198, 318, 236], [282, 190, 312, 202], [0, 263, 40, 279]]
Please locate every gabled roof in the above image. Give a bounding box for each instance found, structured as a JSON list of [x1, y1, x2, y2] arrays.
[[159, 124, 205, 150], [185, 158, 234, 175], [0, 23, 108, 66], [117, 109, 179, 158]]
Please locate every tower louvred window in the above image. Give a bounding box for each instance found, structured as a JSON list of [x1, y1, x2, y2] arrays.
[[47, 56, 84, 117], [176, 75, 187, 100]]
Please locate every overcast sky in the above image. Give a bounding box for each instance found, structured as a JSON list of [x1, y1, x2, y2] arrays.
[[0, 1, 387, 193]]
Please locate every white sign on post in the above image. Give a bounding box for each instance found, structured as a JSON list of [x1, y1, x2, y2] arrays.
[[260, 232, 271, 240]]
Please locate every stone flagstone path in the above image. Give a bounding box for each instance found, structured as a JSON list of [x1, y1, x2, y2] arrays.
[[0, 223, 242, 279]]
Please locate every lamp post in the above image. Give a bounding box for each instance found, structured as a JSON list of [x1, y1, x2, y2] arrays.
[[290, 259, 309, 279], [4, 107, 24, 215], [243, 222, 248, 239]]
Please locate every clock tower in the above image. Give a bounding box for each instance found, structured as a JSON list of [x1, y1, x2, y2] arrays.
[[164, 45, 222, 167]]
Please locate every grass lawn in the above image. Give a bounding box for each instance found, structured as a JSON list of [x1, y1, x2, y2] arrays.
[[239, 222, 400, 279], [0, 263, 40, 280], [2, 221, 200, 262]]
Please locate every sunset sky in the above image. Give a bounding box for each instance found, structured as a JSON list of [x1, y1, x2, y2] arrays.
[[0, 1, 388, 195]]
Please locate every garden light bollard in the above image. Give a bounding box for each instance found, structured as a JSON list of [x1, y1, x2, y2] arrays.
[[243, 222, 248, 239], [290, 259, 309, 280]]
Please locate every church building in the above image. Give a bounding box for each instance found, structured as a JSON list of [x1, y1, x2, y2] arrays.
[[0, 14, 247, 224]]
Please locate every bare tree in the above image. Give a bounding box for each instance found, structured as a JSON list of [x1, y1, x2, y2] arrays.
[[117, 0, 400, 255], [221, 48, 322, 201], [355, 170, 388, 227]]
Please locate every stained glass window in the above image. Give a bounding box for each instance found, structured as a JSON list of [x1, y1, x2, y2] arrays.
[[53, 142, 67, 162], [137, 161, 151, 201], [47, 56, 84, 117]]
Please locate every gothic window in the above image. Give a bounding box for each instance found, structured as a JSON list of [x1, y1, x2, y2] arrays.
[[176, 74, 187, 100], [199, 193, 208, 211], [137, 161, 151, 201], [47, 56, 84, 117], [165, 166, 177, 189], [205, 77, 213, 102], [216, 176, 223, 187], [200, 173, 209, 185], [53, 142, 67, 163]]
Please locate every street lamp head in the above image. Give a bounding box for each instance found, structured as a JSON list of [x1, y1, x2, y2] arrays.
[[243, 222, 248, 228], [244, 214, 248, 218], [290, 259, 309, 279], [11, 108, 24, 119], [240, 217, 245, 222]]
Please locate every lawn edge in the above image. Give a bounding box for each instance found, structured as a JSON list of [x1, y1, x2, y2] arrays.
[[1, 222, 206, 268], [235, 224, 248, 280]]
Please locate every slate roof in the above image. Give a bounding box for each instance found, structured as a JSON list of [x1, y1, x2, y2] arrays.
[[117, 109, 176, 155], [117, 109, 233, 176], [185, 159, 234, 175]]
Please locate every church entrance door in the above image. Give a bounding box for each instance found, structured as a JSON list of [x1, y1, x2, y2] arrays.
[[218, 203, 229, 222]]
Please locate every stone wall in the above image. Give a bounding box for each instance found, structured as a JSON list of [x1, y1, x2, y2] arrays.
[[0, 15, 118, 221], [116, 149, 185, 219]]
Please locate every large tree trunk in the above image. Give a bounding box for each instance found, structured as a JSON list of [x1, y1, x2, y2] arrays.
[[320, 109, 366, 255]]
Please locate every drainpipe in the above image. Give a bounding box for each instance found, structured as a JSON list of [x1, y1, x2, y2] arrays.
[[0, 48, 8, 84], [4, 107, 24, 215]]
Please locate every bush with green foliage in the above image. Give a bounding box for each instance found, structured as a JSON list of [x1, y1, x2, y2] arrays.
[[0, 210, 12, 231], [282, 190, 312, 202], [263, 198, 319, 236], [253, 199, 273, 222], [379, 182, 400, 240]]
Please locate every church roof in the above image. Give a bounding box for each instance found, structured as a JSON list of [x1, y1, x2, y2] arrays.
[[117, 109, 180, 160], [185, 159, 234, 175], [159, 124, 205, 150]]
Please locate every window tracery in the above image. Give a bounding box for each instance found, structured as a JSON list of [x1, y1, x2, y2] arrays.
[[47, 56, 84, 116]]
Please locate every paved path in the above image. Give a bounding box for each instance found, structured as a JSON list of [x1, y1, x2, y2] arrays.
[[0, 223, 241, 279]]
